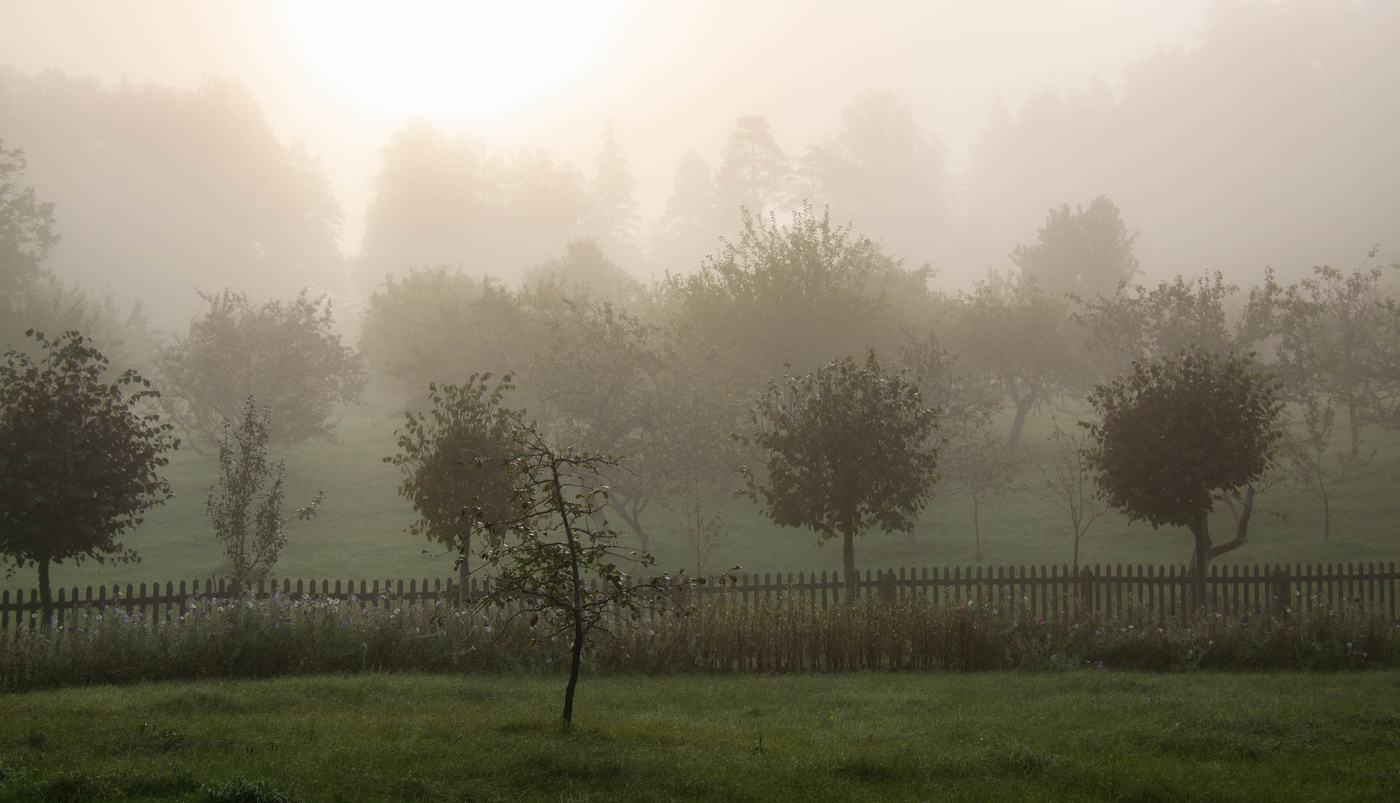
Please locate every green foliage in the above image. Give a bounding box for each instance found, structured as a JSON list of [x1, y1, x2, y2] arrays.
[[1076, 271, 1242, 379], [738, 352, 938, 587], [209, 398, 323, 590], [1010, 195, 1140, 298], [0, 330, 177, 619], [158, 289, 365, 450], [1086, 347, 1285, 595], [385, 374, 524, 589]]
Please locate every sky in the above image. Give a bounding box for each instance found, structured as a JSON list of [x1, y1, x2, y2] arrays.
[[0, 0, 1213, 256]]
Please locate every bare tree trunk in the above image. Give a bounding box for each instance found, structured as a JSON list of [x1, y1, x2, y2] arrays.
[[842, 521, 857, 600], [1008, 398, 1033, 450], [458, 531, 470, 606], [1348, 401, 1361, 458], [563, 614, 584, 726], [972, 495, 983, 562], [37, 556, 53, 627], [1188, 508, 1212, 610]]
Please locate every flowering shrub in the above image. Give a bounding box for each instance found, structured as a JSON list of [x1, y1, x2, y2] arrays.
[[2, 589, 1396, 692]]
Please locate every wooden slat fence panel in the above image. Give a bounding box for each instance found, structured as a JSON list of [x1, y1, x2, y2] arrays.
[[5, 562, 1400, 634]]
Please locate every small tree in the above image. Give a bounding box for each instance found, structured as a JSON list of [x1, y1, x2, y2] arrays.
[[1086, 347, 1284, 605], [943, 430, 1016, 562], [675, 484, 728, 578], [738, 352, 939, 595], [1034, 420, 1111, 573], [477, 431, 694, 726], [208, 397, 323, 592], [386, 375, 526, 597], [0, 330, 177, 623]]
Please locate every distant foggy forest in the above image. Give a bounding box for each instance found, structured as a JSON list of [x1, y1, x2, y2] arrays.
[[3, 0, 1400, 585]]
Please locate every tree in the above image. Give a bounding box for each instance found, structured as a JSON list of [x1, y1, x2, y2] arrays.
[[359, 268, 531, 407], [715, 116, 790, 219], [208, 397, 323, 592], [1273, 258, 1400, 457], [668, 202, 923, 388], [523, 239, 643, 310], [802, 91, 948, 262], [0, 141, 58, 315], [582, 121, 641, 261], [1280, 396, 1352, 543], [651, 150, 719, 271], [476, 430, 694, 726], [942, 429, 1015, 562], [1075, 272, 1240, 379], [0, 74, 346, 323], [1010, 196, 1140, 299], [0, 330, 177, 623], [1033, 420, 1111, 573], [1086, 347, 1284, 604], [157, 289, 365, 450], [525, 300, 735, 553], [386, 374, 526, 597], [738, 352, 939, 595], [953, 278, 1084, 449]]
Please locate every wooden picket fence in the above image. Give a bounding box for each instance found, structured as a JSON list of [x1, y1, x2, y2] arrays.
[[3, 562, 1397, 635]]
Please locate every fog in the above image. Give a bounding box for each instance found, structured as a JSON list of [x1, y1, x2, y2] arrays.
[[1, 0, 1397, 328]]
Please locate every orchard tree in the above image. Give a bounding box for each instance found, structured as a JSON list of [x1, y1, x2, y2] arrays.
[[738, 352, 939, 595], [0, 330, 177, 623], [477, 431, 697, 726], [386, 374, 527, 596], [1076, 272, 1241, 379], [953, 278, 1085, 448], [1273, 259, 1400, 457], [1086, 347, 1284, 605], [208, 397, 323, 592], [158, 289, 365, 450]]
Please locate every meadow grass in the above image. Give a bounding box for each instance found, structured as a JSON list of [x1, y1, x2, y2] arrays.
[[2, 671, 1399, 801], [8, 405, 1400, 596]]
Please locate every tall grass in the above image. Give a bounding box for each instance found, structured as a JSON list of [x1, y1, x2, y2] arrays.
[[5, 588, 1397, 692]]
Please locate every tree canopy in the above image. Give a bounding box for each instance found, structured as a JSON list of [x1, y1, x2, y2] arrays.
[[157, 289, 365, 449], [1086, 347, 1284, 601], [0, 330, 177, 621], [738, 352, 938, 592]]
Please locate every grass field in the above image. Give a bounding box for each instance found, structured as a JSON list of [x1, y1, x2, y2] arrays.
[[2, 671, 1398, 801], [8, 404, 1400, 596]]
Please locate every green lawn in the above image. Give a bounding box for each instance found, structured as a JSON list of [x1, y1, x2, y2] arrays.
[[8, 405, 1400, 596], [2, 671, 1398, 801]]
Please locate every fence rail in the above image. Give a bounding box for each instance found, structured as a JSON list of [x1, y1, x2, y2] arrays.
[[4, 562, 1397, 635]]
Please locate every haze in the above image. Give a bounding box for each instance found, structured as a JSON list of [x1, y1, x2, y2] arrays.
[[2, 0, 1397, 327]]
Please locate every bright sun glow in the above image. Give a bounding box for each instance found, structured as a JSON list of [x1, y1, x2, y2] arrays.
[[283, 1, 624, 123]]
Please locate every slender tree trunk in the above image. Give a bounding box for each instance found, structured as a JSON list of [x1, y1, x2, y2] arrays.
[[457, 531, 470, 606], [972, 494, 983, 562], [1008, 397, 1033, 450], [1323, 497, 1330, 542], [1188, 509, 1211, 610], [842, 519, 857, 600], [37, 556, 53, 627], [1348, 401, 1361, 458], [563, 614, 584, 726]]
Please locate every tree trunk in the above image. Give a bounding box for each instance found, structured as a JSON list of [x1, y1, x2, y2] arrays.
[[610, 500, 651, 555], [458, 530, 470, 606], [842, 520, 857, 601], [37, 556, 53, 627], [1348, 401, 1361, 458], [1187, 508, 1211, 610], [1007, 397, 1034, 450], [972, 495, 983, 562], [563, 614, 584, 726], [1322, 496, 1330, 542]]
